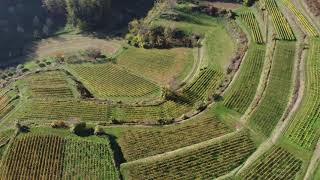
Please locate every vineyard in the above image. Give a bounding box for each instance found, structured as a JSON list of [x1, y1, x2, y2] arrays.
[[68, 64, 161, 101], [223, 44, 266, 114], [261, 0, 295, 40], [281, 0, 319, 37], [0, 135, 66, 179], [238, 146, 304, 179], [8, 98, 191, 124], [111, 101, 191, 123], [121, 130, 256, 180], [0, 129, 119, 180], [9, 99, 110, 122], [285, 38, 320, 150], [62, 139, 119, 179], [248, 41, 295, 136], [0, 130, 14, 162], [117, 47, 194, 85], [183, 68, 223, 102], [119, 111, 233, 161], [0, 89, 18, 120], [238, 11, 264, 43], [0, 130, 14, 146], [2, 0, 320, 179], [19, 71, 77, 98]]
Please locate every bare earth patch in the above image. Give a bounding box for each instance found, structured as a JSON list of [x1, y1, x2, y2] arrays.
[[26, 34, 123, 58]]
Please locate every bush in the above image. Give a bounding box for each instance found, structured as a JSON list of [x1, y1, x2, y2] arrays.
[[94, 125, 105, 135], [85, 48, 103, 59], [70, 121, 87, 134], [194, 101, 207, 111], [51, 120, 68, 128], [38, 63, 46, 68], [21, 68, 29, 73], [158, 118, 174, 125]]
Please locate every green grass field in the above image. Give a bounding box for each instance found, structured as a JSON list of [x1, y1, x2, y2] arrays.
[[67, 63, 161, 101], [117, 47, 194, 85], [248, 41, 295, 137], [153, 7, 235, 71]]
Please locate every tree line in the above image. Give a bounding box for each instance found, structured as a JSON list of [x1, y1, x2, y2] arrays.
[[43, 0, 112, 29]]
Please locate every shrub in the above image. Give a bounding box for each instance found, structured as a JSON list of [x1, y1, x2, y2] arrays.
[[158, 118, 174, 125], [85, 48, 103, 59], [94, 125, 105, 135], [38, 63, 46, 68], [194, 101, 207, 111], [51, 120, 68, 128], [70, 121, 87, 134]]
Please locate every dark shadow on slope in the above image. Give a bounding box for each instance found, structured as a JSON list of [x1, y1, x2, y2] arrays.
[[107, 134, 126, 168], [0, 0, 154, 68]]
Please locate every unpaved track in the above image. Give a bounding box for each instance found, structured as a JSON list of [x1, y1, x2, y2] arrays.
[[181, 45, 204, 85]]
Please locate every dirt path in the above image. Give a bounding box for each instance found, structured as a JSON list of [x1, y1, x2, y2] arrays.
[[181, 45, 204, 85], [304, 139, 320, 180]]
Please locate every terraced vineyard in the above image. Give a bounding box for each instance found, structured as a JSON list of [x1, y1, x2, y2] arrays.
[[223, 44, 266, 113], [62, 139, 119, 179], [0, 135, 66, 179], [111, 101, 191, 123], [239, 11, 264, 43], [9, 99, 110, 122], [281, 0, 319, 37], [119, 112, 233, 161], [262, 0, 295, 40], [0, 130, 119, 180], [248, 41, 295, 136], [0, 130, 14, 161], [238, 146, 304, 179], [0, 130, 14, 146], [19, 71, 76, 98], [121, 130, 256, 179], [9, 98, 191, 124], [117, 47, 194, 85], [68, 64, 161, 101], [183, 68, 223, 102], [0, 89, 18, 119], [2, 0, 320, 179], [285, 38, 320, 150]]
